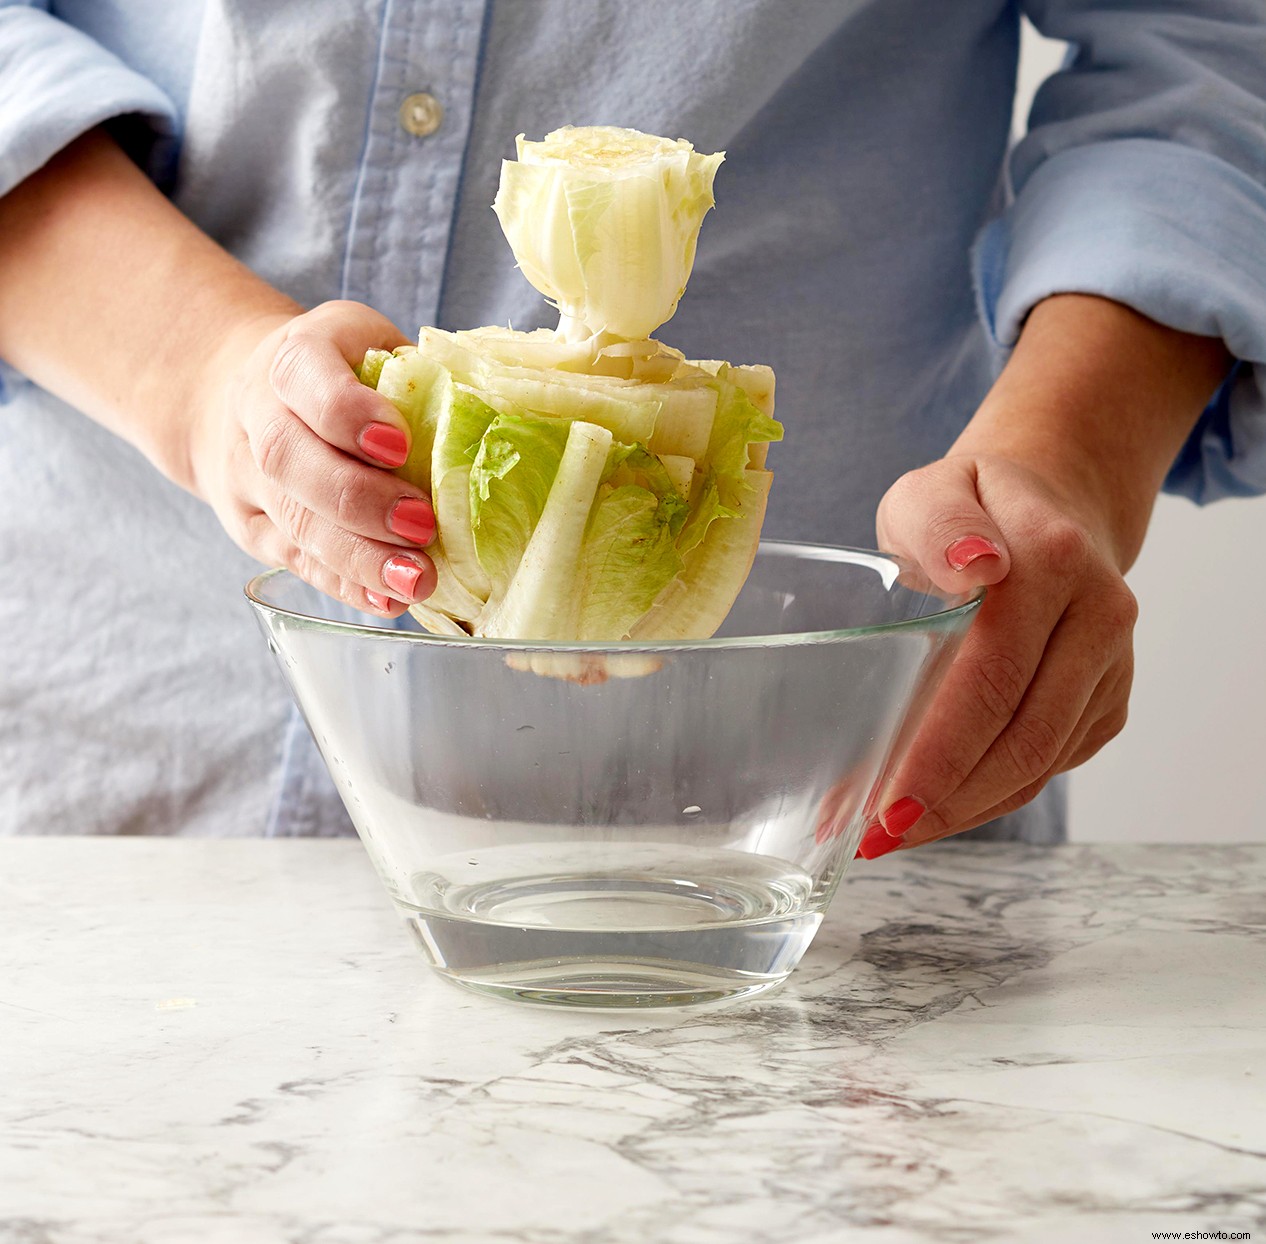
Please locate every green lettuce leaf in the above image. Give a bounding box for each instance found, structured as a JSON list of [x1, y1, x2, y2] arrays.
[[629, 469, 773, 640], [470, 413, 571, 604], [704, 374, 783, 483]]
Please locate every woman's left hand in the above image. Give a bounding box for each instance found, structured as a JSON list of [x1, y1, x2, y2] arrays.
[[861, 450, 1137, 857], [856, 293, 1231, 859]]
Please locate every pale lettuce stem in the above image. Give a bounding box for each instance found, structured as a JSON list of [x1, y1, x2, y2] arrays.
[[482, 420, 615, 639]]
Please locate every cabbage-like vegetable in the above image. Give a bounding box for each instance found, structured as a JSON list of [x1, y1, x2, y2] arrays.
[[362, 126, 780, 644], [492, 126, 724, 342]]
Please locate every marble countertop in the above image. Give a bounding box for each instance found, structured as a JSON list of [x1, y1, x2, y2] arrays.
[[3, 839, 1264, 1243]]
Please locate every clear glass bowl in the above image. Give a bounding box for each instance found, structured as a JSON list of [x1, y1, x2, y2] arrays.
[[246, 542, 981, 1008]]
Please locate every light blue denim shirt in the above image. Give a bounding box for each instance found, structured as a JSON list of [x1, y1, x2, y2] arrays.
[[2, 0, 1265, 838]]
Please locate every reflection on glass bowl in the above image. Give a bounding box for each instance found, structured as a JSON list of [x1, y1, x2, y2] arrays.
[[246, 541, 981, 1008]]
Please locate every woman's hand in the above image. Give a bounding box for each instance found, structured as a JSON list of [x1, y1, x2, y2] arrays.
[[858, 294, 1231, 859], [0, 132, 435, 618], [865, 451, 1138, 855], [190, 301, 436, 617]]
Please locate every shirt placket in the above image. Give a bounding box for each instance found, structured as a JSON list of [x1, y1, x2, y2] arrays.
[[341, 0, 490, 334], [273, 0, 488, 838]]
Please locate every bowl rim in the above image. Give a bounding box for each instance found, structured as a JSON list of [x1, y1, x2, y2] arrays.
[[244, 539, 985, 651]]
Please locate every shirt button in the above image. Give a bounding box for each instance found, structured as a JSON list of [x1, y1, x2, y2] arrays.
[[399, 92, 444, 137]]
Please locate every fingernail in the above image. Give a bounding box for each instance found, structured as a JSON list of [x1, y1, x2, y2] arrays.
[[856, 821, 904, 861], [365, 591, 395, 613], [382, 556, 429, 602], [947, 536, 1001, 572], [854, 798, 926, 860], [880, 795, 926, 837], [359, 422, 409, 468], [388, 497, 435, 545]]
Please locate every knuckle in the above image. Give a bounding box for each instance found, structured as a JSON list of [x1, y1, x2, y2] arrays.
[[1077, 583, 1139, 657], [877, 460, 985, 560], [1116, 650, 1136, 698], [276, 492, 315, 549], [329, 463, 374, 530], [229, 428, 258, 476], [314, 371, 375, 444], [328, 530, 383, 596], [254, 413, 295, 481], [993, 772, 1053, 819], [971, 650, 1029, 727], [1001, 711, 1064, 781], [1042, 520, 1092, 577], [290, 546, 336, 600], [877, 468, 919, 514], [321, 299, 361, 321], [909, 806, 951, 841], [267, 331, 314, 401], [1103, 583, 1139, 633], [336, 575, 372, 610], [921, 746, 975, 797], [1107, 702, 1130, 739], [320, 371, 363, 428], [269, 330, 369, 440], [1015, 771, 1053, 807], [237, 508, 273, 556], [288, 544, 316, 582], [876, 466, 936, 538], [1082, 707, 1130, 762]]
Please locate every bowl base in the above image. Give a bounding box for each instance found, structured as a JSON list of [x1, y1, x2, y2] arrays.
[[399, 860, 823, 1008], [426, 956, 792, 1009]]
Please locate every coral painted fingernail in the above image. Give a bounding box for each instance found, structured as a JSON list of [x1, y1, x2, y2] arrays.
[[947, 536, 1001, 572], [382, 556, 429, 602], [388, 497, 435, 545], [359, 422, 409, 467], [365, 591, 395, 613], [856, 821, 903, 861], [880, 796, 926, 837]]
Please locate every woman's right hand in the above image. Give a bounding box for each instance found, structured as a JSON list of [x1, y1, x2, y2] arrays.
[[189, 300, 438, 617], [0, 133, 434, 617]]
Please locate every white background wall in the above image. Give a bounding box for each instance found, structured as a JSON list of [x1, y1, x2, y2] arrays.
[[1014, 25, 1266, 843]]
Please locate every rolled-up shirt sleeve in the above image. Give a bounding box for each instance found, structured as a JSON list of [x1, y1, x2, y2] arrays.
[[974, 1, 1266, 503], [0, 5, 177, 196]]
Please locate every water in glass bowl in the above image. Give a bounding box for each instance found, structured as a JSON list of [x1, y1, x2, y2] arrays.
[[399, 842, 822, 1007]]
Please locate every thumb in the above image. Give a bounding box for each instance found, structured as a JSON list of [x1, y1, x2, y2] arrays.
[[876, 458, 1011, 595]]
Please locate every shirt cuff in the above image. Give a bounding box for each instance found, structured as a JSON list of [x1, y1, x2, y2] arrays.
[[0, 8, 178, 196], [973, 138, 1266, 503]]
